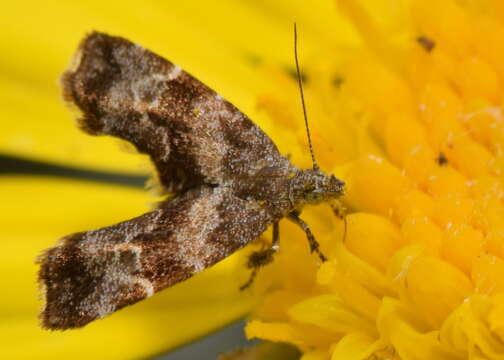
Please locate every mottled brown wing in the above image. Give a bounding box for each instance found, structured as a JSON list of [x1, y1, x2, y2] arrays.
[[38, 185, 273, 329], [62, 32, 292, 192]]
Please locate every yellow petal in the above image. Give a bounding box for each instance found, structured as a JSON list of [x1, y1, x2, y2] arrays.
[[287, 294, 375, 335], [405, 256, 473, 329], [377, 298, 460, 360], [343, 213, 403, 272], [330, 332, 384, 360]]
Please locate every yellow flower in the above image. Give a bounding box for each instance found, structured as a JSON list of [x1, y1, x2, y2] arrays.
[[245, 1, 504, 359], [4, 0, 504, 359]]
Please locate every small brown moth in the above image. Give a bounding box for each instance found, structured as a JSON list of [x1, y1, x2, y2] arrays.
[[38, 25, 344, 330]]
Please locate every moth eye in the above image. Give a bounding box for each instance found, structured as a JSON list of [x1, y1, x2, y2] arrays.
[[305, 185, 315, 192], [307, 185, 313, 190]]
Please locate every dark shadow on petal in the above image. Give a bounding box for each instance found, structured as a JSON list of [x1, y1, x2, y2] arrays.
[[0, 154, 148, 188]]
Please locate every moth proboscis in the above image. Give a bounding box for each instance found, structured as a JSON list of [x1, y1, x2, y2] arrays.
[[38, 24, 345, 330]]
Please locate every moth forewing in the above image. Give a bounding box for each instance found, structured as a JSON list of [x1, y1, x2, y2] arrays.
[[38, 31, 344, 330]]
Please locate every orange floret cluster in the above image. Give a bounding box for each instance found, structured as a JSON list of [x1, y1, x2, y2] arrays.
[[246, 1, 504, 359]]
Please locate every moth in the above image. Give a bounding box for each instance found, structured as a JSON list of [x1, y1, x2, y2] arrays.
[[38, 26, 345, 330]]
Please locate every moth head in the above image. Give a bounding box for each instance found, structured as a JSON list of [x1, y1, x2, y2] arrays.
[[296, 169, 344, 205]]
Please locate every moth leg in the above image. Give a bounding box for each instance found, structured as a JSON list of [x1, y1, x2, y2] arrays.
[[287, 211, 327, 262], [329, 200, 348, 243], [240, 222, 280, 291]]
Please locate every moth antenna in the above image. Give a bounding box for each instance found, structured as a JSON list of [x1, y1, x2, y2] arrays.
[[294, 22, 318, 170]]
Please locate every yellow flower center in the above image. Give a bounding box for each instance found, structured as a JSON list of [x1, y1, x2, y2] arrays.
[[245, 1, 504, 359]]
